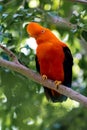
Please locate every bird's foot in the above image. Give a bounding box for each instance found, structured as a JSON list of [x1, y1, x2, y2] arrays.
[[54, 80, 62, 89], [42, 75, 47, 80]]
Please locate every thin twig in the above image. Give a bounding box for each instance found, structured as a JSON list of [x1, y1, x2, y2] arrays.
[[46, 13, 76, 30], [36, 8, 76, 30], [0, 44, 19, 64], [68, 0, 87, 4]]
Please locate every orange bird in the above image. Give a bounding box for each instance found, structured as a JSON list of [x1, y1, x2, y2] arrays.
[[27, 22, 73, 102]]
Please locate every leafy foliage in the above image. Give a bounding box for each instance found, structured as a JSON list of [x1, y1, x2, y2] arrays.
[[0, 0, 87, 129]]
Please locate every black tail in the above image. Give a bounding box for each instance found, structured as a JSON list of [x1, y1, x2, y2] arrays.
[[44, 87, 67, 102]]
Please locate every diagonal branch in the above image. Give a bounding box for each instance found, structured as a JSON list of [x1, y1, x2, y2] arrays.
[[0, 58, 87, 107], [46, 13, 76, 30], [36, 8, 76, 30], [0, 45, 87, 107]]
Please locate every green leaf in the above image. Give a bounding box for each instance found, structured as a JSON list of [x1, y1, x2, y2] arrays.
[[81, 30, 87, 41]]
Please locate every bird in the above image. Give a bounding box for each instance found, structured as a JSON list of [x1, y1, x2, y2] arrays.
[[27, 22, 73, 102]]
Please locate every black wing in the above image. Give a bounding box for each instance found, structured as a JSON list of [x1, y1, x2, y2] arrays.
[[35, 55, 40, 73], [35, 55, 55, 101], [35, 47, 73, 102], [63, 46, 73, 88]]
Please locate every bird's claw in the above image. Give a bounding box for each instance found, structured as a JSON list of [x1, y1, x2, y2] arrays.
[[54, 80, 62, 89], [42, 75, 47, 80]]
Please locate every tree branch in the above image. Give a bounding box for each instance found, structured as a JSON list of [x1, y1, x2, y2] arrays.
[[0, 59, 87, 107], [68, 0, 87, 4], [36, 8, 76, 30], [46, 13, 76, 30], [0, 44, 19, 64], [0, 45, 87, 107]]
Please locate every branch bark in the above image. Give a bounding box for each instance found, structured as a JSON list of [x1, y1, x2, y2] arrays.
[[0, 58, 87, 107], [68, 0, 87, 4], [0, 44, 19, 63], [46, 13, 76, 30], [0, 45, 87, 107], [36, 8, 76, 30]]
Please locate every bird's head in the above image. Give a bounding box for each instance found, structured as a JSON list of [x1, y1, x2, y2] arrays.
[[27, 22, 46, 39], [26, 22, 60, 45]]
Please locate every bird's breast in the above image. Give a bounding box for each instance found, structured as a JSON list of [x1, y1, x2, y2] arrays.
[[36, 43, 65, 81]]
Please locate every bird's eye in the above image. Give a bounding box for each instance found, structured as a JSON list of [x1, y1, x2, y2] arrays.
[[41, 30, 45, 33]]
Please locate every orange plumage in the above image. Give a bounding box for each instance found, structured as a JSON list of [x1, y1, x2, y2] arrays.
[[27, 22, 73, 102]]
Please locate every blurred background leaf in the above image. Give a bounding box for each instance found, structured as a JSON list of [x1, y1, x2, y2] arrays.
[[0, 0, 87, 130]]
